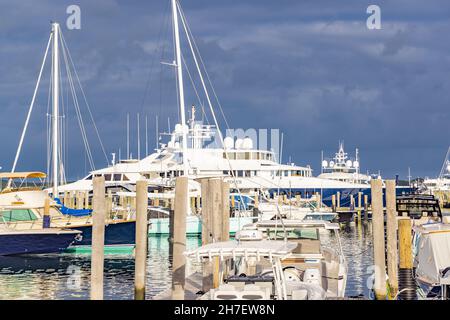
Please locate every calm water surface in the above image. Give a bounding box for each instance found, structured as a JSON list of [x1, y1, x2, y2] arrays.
[[0, 222, 374, 299]]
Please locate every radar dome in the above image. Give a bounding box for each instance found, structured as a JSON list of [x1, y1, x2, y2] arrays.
[[322, 160, 328, 168], [235, 138, 244, 149], [242, 137, 253, 149], [224, 137, 234, 149], [329, 161, 335, 168], [346, 160, 353, 168], [353, 161, 359, 168]]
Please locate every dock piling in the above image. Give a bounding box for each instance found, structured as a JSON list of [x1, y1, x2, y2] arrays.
[[385, 180, 399, 298], [171, 176, 188, 300], [91, 176, 106, 300], [371, 179, 387, 300], [134, 180, 148, 300], [398, 218, 416, 300], [43, 197, 51, 228]]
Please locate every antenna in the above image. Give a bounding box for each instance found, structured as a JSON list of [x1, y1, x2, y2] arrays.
[[127, 113, 130, 159], [145, 115, 148, 156], [137, 113, 140, 159], [155, 115, 159, 149]]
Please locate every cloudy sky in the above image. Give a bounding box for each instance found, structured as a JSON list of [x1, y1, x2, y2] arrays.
[[0, 0, 449, 180]]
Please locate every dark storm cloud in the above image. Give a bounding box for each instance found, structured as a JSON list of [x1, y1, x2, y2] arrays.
[[0, 0, 449, 180]]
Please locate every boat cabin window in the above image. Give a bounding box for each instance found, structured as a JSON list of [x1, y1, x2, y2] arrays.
[[0, 209, 38, 222], [113, 174, 122, 181], [104, 174, 112, 181], [123, 175, 130, 181], [85, 174, 93, 180]]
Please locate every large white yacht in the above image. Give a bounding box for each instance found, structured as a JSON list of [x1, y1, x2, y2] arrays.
[[318, 142, 371, 185], [57, 116, 368, 207]]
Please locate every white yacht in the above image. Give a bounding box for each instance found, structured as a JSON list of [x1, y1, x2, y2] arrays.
[[318, 142, 371, 185], [423, 147, 450, 192]]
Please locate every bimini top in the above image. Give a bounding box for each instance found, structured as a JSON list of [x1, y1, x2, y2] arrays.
[[254, 219, 340, 230], [184, 240, 297, 262], [0, 172, 47, 179]]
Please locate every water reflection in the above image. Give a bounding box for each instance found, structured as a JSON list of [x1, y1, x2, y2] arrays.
[[0, 224, 373, 299]]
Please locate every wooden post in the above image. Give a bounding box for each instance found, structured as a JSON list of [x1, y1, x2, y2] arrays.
[[135, 180, 148, 300], [371, 179, 387, 300], [398, 218, 416, 300], [357, 192, 362, 223], [85, 191, 90, 209], [91, 176, 106, 300], [385, 180, 398, 298], [350, 194, 354, 210], [43, 197, 51, 228], [364, 195, 369, 222], [331, 194, 336, 212], [171, 176, 187, 300], [222, 181, 230, 242], [76, 192, 83, 209], [200, 179, 212, 245]]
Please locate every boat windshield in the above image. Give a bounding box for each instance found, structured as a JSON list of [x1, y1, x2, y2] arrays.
[[267, 228, 319, 240], [0, 209, 38, 222]]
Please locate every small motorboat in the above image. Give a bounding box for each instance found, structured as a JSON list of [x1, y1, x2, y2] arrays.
[[184, 220, 347, 300]]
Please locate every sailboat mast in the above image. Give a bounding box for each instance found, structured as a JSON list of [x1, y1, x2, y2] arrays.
[[172, 0, 188, 176], [52, 22, 60, 196]]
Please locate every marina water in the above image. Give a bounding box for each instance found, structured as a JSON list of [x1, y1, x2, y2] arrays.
[[0, 222, 373, 299]]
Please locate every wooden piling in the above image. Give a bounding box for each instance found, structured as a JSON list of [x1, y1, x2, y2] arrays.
[[332, 195, 336, 212], [76, 191, 83, 210], [221, 181, 230, 242], [91, 176, 106, 300], [171, 176, 188, 300], [385, 180, 399, 297], [371, 179, 387, 300], [364, 195, 369, 222], [84, 191, 90, 209], [135, 180, 148, 300], [398, 218, 416, 300], [43, 197, 51, 228], [357, 192, 362, 223]]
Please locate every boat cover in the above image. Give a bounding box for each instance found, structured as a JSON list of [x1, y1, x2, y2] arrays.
[[415, 229, 450, 285]]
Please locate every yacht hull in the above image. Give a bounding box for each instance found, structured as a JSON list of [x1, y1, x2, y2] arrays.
[[0, 230, 79, 256], [68, 220, 136, 246]]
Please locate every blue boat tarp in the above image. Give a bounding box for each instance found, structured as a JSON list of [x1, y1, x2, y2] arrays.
[[54, 198, 92, 216]]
